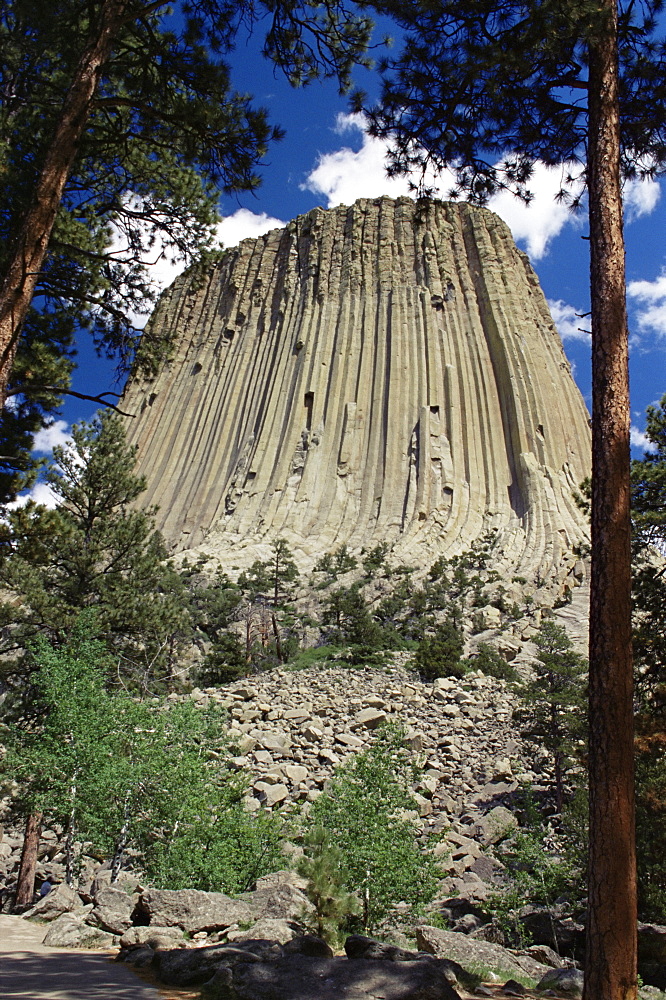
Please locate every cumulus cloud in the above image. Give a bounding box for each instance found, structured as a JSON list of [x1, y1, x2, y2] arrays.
[[216, 209, 285, 249], [32, 419, 71, 454], [630, 425, 654, 451], [547, 299, 590, 341], [489, 164, 584, 259], [304, 115, 583, 260], [624, 175, 661, 221], [7, 482, 58, 510], [627, 269, 666, 337]]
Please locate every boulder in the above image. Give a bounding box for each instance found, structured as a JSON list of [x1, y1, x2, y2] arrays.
[[415, 925, 545, 982], [535, 967, 584, 998], [90, 885, 136, 934], [638, 922, 666, 964], [120, 925, 187, 950], [136, 888, 254, 934], [42, 913, 116, 949], [154, 942, 279, 986], [24, 882, 83, 921], [520, 907, 584, 954], [226, 918, 300, 945], [244, 871, 314, 923], [474, 806, 518, 846]]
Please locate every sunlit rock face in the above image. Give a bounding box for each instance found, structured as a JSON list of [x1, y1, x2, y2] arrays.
[[121, 196, 590, 580]]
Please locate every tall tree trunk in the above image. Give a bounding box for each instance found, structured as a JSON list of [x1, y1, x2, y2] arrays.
[[0, 0, 128, 405], [14, 811, 42, 908], [585, 2, 637, 998]]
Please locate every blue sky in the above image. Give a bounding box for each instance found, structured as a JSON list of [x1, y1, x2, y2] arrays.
[[40, 20, 665, 463]]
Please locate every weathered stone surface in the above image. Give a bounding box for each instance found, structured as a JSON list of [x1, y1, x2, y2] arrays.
[[122, 197, 590, 580], [415, 926, 545, 981], [24, 883, 82, 921], [474, 806, 518, 846], [119, 925, 187, 950], [226, 919, 301, 945], [42, 912, 115, 949], [136, 888, 254, 933], [535, 967, 585, 998], [90, 885, 136, 934]]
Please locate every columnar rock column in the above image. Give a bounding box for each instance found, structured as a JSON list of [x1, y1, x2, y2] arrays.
[[122, 197, 591, 578]]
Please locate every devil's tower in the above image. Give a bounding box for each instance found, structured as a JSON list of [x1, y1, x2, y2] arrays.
[[121, 197, 591, 583]]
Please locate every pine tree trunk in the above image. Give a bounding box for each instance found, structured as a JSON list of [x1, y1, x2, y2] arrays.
[[0, 0, 128, 405], [14, 811, 42, 908], [585, 2, 637, 998]]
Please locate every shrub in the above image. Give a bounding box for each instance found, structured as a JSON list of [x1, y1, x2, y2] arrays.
[[309, 724, 438, 930], [472, 643, 518, 681], [413, 621, 465, 681]]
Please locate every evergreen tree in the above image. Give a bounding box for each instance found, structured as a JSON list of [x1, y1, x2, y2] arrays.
[[297, 826, 360, 943], [413, 619, 465, 681], [0, 411, 187, 690], [359, 3, 666, 988], [516, 619, 587, 813], [0, 1, 373, 497]]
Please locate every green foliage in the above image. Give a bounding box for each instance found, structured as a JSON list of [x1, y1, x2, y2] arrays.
[[1, 616, 281, 891], [0, 412, 188, 691], [515, 620, 587, 811], [631, 395, 666, 713], [309, 723, 438, 931], [471, 643, 518, 681], [313, 545, 357, 582], [237, 539, 299, 608], [361, 542, 390, 577], [413, 620, 465, 681], [635, 732, 666, 922], [320, 583, 384, 649], [297, 825, 360, 943]]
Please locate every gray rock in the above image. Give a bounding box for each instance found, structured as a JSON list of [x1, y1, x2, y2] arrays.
[[42, 912, 116, 949], [226, 918, 300, 945], [90, 885, 135, 934], [244, 873, 314, 923], [638, 922, 666, 964], [154, 942, 279, 986], [202, 952, 462, 999], [24, 882, 83, 921], [522, 944, 565, 969], [535, 967, 585, 998], [415, 925, 545, 982], [120, 925, 187, 949], [474, 806, 518, 845], [137, 888, 255, 934]]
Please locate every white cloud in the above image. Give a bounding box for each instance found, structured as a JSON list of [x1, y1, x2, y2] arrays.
[[32, 419, 71, 454], [489, 163, 584, 259], [304, 115, 583, 260], [627, 269, 666, 337], [216, 209, 285, 249], [547, 299, 590, 342], [630, 425, 654, 451], [302, 113, 428, 205], [624, 176, 661, 221], [7, 482, 58, 511]]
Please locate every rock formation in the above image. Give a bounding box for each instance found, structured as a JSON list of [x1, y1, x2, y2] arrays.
[[121, 196, 590, 579]]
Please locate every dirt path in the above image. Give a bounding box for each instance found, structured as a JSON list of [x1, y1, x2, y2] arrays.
[[0, 915, 187, 1000]]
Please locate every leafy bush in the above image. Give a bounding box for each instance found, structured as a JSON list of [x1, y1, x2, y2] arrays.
[[309, 724, 438, 931], [413, 621, 465, 681]]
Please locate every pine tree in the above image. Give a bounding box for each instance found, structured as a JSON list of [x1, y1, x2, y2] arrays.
[[297, 826, 359, 943], [358, 3, 666, 991], [0, 411, 188, 690], [516, 619, 587, 812]]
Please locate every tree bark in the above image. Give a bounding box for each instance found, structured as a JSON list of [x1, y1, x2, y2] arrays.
[[0, 0, 128, 406], [14, 811, 42, 909], [585, 2, 637, 998]]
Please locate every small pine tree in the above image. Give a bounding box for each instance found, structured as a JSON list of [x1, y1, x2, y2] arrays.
[[413, 620, 465, 681], [298, 826, 359, 943], [516, 619, 587, 812]]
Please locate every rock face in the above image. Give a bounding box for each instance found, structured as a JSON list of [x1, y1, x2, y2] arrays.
[[122, 196, 590, 577]]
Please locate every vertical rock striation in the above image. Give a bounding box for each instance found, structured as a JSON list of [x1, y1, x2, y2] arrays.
[[121, 197, 590, 579]]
